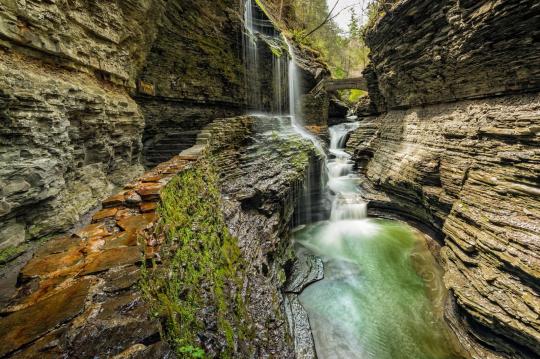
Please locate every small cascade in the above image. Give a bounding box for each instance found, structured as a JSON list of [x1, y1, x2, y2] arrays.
[[286, 39, 302, 122], [289, 122, 461, 359]]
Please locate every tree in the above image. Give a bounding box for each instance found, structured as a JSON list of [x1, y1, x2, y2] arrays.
[[348, 8, 359, 38]]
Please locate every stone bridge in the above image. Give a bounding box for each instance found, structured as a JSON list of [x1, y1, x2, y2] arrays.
[[322, 77, 368, 92]]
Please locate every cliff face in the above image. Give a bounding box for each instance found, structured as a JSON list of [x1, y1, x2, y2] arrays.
[[0, 0, 164, 248], [0, 115, 317, 358], [136, 0, 246, 167], [0, 0, 248, 249], [366, 0, 540, 111], [350, 1, 540, 357]]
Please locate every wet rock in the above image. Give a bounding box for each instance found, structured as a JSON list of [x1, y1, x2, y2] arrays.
[[139, 202, 158, 213], [93, 207, 120, 222], [365, 0, 540, 110], [68, 306, 161, 358], [103, 266, 141, 293], [0, 278, 93, 357], [128, 341, 175, 359], [284, 252, 324, 294], [135, 183, 162, 200], [117, 213, 156, 233], [103, 193, 128, 208], [0, 51, 145, 245], [0, 221, 26, 250], [80, 247, 142, 276], [283, 294, 317, 359], [125, 191, 143, 206], [348, 94, 540, 358], [21, 247, 84, 279], [328, 97, 349, 125], [205, 116, 320, 358]]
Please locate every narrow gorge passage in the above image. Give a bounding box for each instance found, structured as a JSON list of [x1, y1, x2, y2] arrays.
[[0, 0, 538, 358], [291, 123, 464, 358]]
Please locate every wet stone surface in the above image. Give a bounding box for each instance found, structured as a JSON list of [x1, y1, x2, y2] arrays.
[[0, 154, 195, 358]]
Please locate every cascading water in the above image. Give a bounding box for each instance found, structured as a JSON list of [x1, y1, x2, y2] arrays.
[[243, 0, 262, 109], [241, 0, 326, 226], [291, 123, 464, 358], [241, 3, 464, 357]]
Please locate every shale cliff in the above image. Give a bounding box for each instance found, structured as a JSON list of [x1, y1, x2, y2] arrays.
[[0, 0, 247, 250], [348, 1, 540, 358]]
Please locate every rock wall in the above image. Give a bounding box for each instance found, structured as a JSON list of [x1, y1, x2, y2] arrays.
[[349, 1, 540, 357], [135, 0, 246, 167], [0, 0, 249, 249], [0, 0, 164, 248], [0, 49, 145, 249], [365, 0, 540, 110], [0, 0, 165, 86], [0, 114, 318, 358]]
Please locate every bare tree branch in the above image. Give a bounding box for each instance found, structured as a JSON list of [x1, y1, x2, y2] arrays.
[[302, 1, 365, 39], [301, 0, 342, 39]]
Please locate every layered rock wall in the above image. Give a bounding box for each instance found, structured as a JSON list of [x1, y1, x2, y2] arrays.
[[0, 115, 318, 357], [0, 0, 249, 248], [0, 0, 165, 247], [366, 0, 540, 110], [349, 1, 540, 357], [0, 49, 145, 248]]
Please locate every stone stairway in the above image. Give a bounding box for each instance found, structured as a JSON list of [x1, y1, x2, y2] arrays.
[[143, 130, 200, 168]]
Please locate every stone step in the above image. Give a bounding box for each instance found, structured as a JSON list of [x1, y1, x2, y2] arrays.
[[151, 143, 193, 151], [157, 138, 196, 145]]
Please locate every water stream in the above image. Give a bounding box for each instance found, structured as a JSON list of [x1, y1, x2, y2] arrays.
[[292, 123, 463, 359], [242, 4, 461, 357]]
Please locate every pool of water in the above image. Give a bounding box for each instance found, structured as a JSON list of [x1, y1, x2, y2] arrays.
[[293, 219, 463, 359], [290, 122, 464, 359]]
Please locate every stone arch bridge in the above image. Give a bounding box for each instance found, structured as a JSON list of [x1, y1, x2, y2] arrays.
[[320, 77, 368, 92]]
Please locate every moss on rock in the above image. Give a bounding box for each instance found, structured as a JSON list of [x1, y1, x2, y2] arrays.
[[141, 158, 253, 358]]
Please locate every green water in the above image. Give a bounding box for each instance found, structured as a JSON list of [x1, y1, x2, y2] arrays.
[[295, 219, 463, 359]]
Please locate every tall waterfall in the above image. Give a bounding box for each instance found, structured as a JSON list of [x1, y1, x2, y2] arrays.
[[286, 39, 302, 122], [242, 0, 261, 110], [242, 0, 325, 226]]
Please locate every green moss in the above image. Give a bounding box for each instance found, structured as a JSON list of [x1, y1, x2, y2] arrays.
[[273, 136, 311, 173], [140, 159, 252, 358], [348, 89, 368, 103], [0, 244, 28, 266]]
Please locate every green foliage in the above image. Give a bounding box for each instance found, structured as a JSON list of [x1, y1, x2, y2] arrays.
[[348, 89, 368, 103], [332, 67, 347, 79], [287, 0, 371, 81], [140, 159, 252, 358], [178, 345, 206, 358], [348, 8, 360, 38]]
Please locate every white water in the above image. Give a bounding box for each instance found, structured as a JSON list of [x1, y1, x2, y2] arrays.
[[293, 122, 462, 358]]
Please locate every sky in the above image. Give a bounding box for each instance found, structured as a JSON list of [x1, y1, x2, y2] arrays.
[[326, 0, 370, 33]]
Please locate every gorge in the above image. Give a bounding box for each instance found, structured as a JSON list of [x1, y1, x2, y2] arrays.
[[0, 0, 539, 358]]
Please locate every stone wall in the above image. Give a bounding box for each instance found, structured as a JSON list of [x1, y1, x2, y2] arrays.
[[349, 0, 540, 357], [365, 0, 540, 110]]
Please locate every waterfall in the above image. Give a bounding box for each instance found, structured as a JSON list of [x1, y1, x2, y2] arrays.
[[286, 40, 302, 122], [243, 0, 261, 109], [326, 122, 363, 220], [242, 0, 326, 226]]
